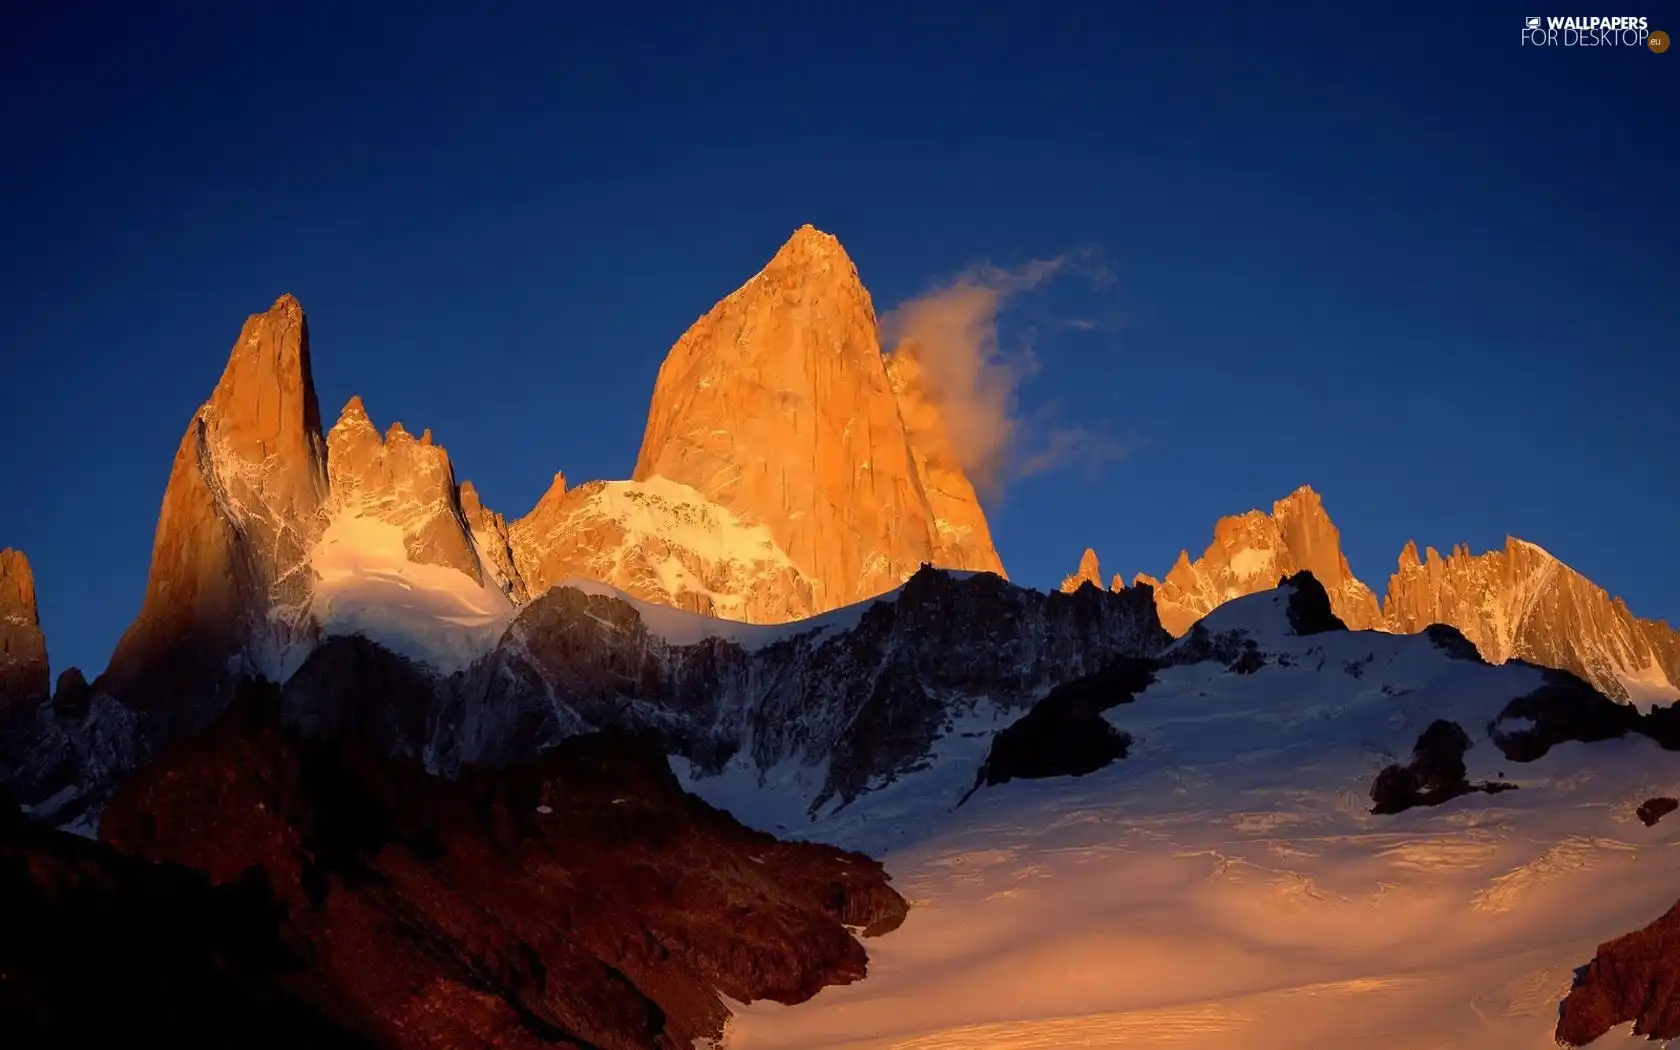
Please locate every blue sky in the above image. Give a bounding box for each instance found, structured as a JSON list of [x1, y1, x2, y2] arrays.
[[2, 2, 1675, 677]]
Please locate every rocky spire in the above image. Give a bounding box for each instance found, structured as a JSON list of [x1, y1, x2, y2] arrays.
[[100, 294, 329, 714], [0, 549, 49, 714], [628, 224, 1002, 613], [1059, 548, 1102, 593]]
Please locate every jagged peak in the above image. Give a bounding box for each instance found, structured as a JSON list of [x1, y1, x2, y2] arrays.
[[0, 548, 39, 620], [385, 421, 411, 443], [1272, 483, 1325, 514], [268, 292, 303, 315], [773, 223, 846, 260], [338, 395, 371, 424], [1507, 535, 1555, 560], [1398, 539, 1421, 571]]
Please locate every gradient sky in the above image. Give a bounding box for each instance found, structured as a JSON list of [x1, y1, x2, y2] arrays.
[[2, 2, 1676, 678]]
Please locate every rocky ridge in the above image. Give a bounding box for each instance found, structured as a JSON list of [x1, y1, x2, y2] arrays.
[[1069, 485, 1679, 702]]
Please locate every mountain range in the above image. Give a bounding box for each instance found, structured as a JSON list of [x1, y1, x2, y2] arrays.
[[5, 224, 1680, 1047], [3, 224, 1677, 822], [1062, 485, 1680, 704]]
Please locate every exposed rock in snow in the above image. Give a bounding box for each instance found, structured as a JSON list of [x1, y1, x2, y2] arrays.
[[1557, 894, 1680, 1045], [1637, 796, 1678, 826]]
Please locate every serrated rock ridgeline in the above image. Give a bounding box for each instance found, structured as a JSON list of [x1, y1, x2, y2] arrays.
[[1068, 485, 1679, 701]]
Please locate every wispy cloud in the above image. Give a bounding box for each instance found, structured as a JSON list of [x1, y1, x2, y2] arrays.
[[881, 248, 1126, 498]]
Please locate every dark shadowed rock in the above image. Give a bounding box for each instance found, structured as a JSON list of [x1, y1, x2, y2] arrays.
[[966, 658, 1159, 795], [0, 787, 372, 1049], [96, 678, 907, 1049], [1281, 570, 1346, 635], [1638, 797, 1679, 827], [281, 635, 438, 759], [1370, 719, 1515, 815], [51, 667, 89, 717], [1557, 895, 1680, 1045], [1423, 623, 1485, 662], [461, 565, 1171, 814], [1490, 669, 1646, 762]]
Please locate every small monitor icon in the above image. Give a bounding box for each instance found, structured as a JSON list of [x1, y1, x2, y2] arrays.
[[1525, 17, 1542, 30]]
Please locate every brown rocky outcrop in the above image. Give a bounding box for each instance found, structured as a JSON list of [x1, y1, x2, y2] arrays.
[[91, 680, 907, 1050], [1060, 548, 1103, 593], [627, 225, 1003, 615], [0, 549, 49, 715], [99, 294, 328, 716], [1557, 895, 1680, 1045], [1382, 536, 1680, 702], [323, 396, 483, 584]]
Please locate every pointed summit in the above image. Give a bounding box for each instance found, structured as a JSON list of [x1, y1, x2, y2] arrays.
[[1060, 548, 1102, 593], [629, 226, 1001, 613], [0, 549, 49, 714], [103, 295, 330, 712]]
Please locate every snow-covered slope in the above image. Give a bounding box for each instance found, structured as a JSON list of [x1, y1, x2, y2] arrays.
[[309, 511, 516, 672], [509, 475, 820, 625], [695, 580, 1680, 1050]]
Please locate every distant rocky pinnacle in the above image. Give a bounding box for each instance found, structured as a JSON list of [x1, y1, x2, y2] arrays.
[[1059, 548, 1103, 593], [1068, 485, 1680, 702], [627, 224, 1005, 612], [0, 549, 49, 714]]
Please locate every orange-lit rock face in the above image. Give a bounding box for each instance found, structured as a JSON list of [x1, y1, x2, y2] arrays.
[[101, 294, 329, 709], [1059, 548, 1102, 593], [0, 549, 49, 711], [630, 225, 1003, 614], [1128, 485, 1381, 635], [1077, 485, 1680, 702], [1382, 536, 1680, 703], [324, 396, 482, 585]]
